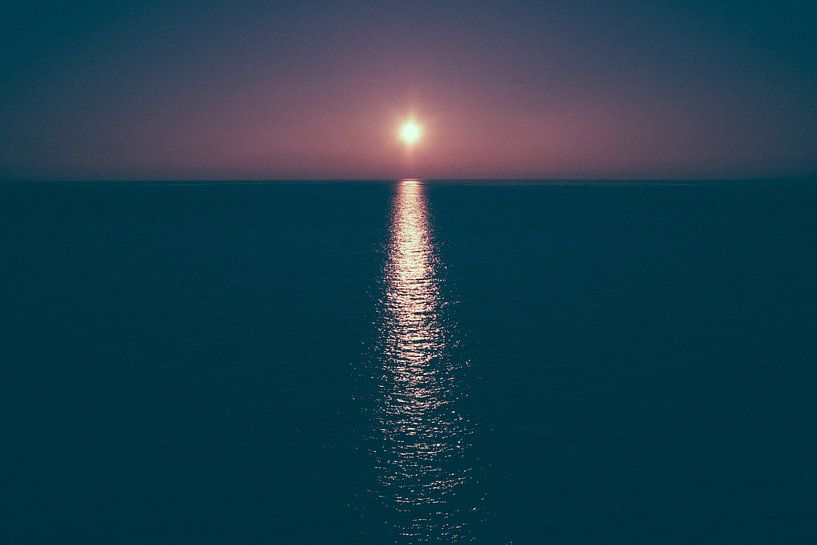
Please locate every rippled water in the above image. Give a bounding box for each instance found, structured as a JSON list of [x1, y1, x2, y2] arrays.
[[369, 180, 479, 542], [3, 179, 816, 544]]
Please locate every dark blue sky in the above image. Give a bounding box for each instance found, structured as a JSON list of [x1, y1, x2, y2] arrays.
[[2, 1, 816, 179]]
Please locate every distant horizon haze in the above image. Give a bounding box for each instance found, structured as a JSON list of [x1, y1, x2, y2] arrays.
[[2, 1, 816, 180]]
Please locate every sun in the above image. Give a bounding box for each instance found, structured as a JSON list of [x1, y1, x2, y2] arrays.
[[399, 119, 423, 147]]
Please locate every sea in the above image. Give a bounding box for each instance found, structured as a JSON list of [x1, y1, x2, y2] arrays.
[[2, 179, 816, 544]]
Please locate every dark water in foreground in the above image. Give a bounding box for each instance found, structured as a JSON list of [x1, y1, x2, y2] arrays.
[[2, 179, 816, 544]]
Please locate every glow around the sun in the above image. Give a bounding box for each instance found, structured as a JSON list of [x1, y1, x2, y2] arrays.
[[399, 119, 423, 147]]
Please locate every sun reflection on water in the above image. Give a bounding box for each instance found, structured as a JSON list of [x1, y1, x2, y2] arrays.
[[370, 179, 478, 543]]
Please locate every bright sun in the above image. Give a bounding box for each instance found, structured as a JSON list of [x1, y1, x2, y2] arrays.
[[399, 119, 423, 146]]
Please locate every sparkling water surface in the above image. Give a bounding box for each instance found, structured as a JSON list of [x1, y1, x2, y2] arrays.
[[2, 179, 816, 544]]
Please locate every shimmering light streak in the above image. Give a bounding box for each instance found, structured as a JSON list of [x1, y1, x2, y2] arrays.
[[369, 179, 479, 543]]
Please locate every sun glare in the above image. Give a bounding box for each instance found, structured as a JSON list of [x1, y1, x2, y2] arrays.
[[399, 119, 423, 147]]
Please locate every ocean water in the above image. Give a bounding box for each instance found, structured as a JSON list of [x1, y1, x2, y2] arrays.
[[2, 179, 816, 544]]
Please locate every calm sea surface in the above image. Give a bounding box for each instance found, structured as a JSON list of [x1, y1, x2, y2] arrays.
[[2, 179, 816, 544]]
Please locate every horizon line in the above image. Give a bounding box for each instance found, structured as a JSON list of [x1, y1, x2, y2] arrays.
[[2, 174, 816, 184]]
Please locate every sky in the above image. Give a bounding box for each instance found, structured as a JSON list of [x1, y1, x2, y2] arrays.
[[1, 0, 816, 180]]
